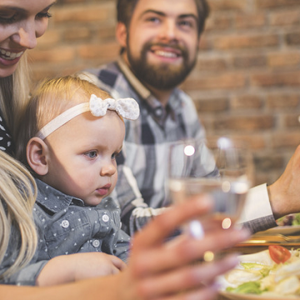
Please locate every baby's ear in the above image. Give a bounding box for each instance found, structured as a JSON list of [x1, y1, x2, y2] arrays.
[[26, 137, 49, 175]]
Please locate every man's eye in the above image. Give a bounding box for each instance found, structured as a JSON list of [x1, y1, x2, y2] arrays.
[[179, 20, 193, 28], [85, 151, 97, 158], [146, 17, 160, 24]]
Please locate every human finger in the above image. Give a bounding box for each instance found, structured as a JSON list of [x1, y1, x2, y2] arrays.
[[109, 255, 127, 271], [136, 254, 238, 299], [130, 227, 249, 276], [156, 283, 220, 300]]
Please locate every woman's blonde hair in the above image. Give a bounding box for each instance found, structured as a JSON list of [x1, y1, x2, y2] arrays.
[[16, 75, 111, 166], [0, 150, 37, 280], [0, 54, 31, 141]]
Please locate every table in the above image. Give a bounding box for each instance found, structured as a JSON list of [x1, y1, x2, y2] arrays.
[[214, 233, 300, 300]]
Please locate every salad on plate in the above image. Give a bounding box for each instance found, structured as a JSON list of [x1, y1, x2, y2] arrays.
[[219, 245, 300, 298]]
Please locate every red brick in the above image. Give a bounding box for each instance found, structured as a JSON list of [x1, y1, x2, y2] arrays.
[[254, 154, 285, 171], [222, 134, 266, 150], [285, 32, 300, 45], [195, 57, 229, 72], [31, 67, 60, 81], [214, 34, 279, 50], [28, 47, 76, 63], [78, 42, 119, 60], [64, 27, 91, 41], [231, 95, 263, 110], [235, 13, 266, 28], [251, 71, 300, 87], [267, 52, 300, 68], [195, 98, 229, 112], [183, 73, 246, 90], [213, 115, 274, 131], [207, 0, 248, 11], [198, 36, 213, 51], [34, 30, 61, 48], [284, 114, 300, 128], [270, 11, 300, 26], [52, 3, 114, 23], [97, 26, 116, 40], [233, 54, 266, 69], [272, 132, 300, 148], [267, 94, 300, 110], [255, 0, 300, 9], [204, 15, 232, 32]]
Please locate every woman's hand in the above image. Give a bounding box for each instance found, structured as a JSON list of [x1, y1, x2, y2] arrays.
[[36, 252, 126, 286], [119, 195, 251, 300]]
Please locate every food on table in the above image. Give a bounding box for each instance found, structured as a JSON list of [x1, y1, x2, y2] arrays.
[[277, 213, 300, 226], [222, 245, 300, 297]]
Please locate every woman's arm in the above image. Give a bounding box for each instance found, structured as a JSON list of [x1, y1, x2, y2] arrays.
[[0, 195, 250, 300]]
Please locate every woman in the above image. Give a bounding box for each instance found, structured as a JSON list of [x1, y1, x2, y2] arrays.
[[0, 0, 256, 298]]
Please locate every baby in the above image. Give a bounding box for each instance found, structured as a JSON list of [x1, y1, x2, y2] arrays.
[[15, 75, 139, 285]]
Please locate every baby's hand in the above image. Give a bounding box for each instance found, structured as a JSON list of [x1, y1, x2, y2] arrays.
[[73, 252, 126, 279], [36, 252, 127, 286]]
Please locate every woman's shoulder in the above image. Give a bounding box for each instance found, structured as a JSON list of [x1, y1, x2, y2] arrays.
[[0, 110, 14, 154]]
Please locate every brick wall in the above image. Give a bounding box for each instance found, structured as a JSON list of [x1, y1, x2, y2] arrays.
[[29, 0, 300, 186]]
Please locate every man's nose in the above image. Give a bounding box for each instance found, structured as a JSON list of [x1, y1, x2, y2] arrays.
[[158, 19, 178, 41]]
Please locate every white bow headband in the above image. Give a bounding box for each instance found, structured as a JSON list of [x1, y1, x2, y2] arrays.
[[36, 94, 140, 140]]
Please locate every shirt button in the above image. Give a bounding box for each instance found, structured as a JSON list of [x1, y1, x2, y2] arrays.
[[155, 108, 162, 116], [61, 220, 70, 228], [92, 240, 100, 248], [102, 215, 109, 222]]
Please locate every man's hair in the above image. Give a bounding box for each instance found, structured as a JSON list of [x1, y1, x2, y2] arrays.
[[117, 0, 210, 36]]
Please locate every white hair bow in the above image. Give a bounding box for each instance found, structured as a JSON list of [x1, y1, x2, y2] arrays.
[[36, 94, 140, 140], [89, 94, 139, 120]]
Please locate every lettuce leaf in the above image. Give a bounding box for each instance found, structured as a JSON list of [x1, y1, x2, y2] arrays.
[[226, 281, 264, 294]]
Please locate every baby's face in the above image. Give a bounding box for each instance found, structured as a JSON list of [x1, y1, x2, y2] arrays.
[[42, 110, 125, 206]]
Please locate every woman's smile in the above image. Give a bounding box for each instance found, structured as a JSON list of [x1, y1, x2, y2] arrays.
[[0, 48, 24, 66]]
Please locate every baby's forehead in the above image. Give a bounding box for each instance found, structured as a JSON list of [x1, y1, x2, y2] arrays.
[[71, 88, 111, 103]]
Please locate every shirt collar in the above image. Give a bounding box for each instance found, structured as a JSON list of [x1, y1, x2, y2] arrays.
[[35, 179, 85, 213], [117, 56, 151, 100], [117, 56, 177, 125]]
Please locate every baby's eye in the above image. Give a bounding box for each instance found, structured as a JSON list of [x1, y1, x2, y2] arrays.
[[112, 151, 121, 160], [85, 151, 98, 158]]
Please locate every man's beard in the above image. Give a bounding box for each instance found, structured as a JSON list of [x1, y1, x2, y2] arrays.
[[127, 41, 197, 90]]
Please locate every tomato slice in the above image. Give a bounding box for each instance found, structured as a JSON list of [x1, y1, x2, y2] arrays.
[[269, 245, 291, 264]]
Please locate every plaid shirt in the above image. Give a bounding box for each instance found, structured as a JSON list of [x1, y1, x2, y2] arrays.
[[84, 57, 277, 235]]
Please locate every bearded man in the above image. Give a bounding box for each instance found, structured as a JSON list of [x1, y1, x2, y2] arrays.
[[83, 0, 294, 237]]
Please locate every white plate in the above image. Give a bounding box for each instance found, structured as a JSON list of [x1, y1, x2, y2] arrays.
[[254, 225, 300, 236], [218, 250, 300, 299], [219, 290, 298, 300]]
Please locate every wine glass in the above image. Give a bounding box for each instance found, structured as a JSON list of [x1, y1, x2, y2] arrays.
[[167, 136, 253, 240]]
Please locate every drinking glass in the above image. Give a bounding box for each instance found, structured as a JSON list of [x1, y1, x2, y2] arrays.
[[167, 136, 253, 240]]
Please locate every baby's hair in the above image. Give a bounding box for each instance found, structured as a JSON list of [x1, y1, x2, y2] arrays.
[[0, 150, 37, 280], [15, 75, 111, 167]]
